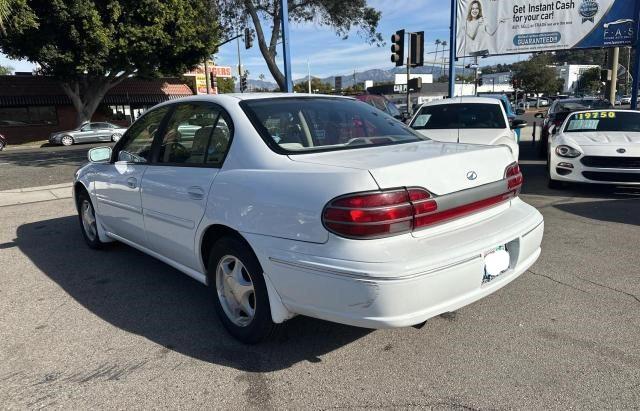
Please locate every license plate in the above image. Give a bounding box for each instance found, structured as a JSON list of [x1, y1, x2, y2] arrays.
[[483, 245, 510, 284]]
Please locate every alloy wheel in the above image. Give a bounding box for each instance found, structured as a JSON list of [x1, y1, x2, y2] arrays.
[[215, 255, 256, 327], [111, 133, 122, 142], [81, 199, 97, 242], [61, 136, 73, 146]]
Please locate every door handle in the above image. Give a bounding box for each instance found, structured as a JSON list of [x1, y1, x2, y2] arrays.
[[187, 186, 205, 200], [126, 177, 137, 189]]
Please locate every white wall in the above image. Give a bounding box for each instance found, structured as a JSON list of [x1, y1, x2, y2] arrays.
[[394, 73, 433, 85]]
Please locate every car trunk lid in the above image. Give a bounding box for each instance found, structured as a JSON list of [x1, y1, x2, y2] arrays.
[[289, 140, 515, 195]]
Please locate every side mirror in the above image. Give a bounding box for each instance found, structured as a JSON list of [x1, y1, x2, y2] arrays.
[[401, 112, 411, 121], [534, 112, 545, 118], [511, 119, 527, 129], [551, 126, 559, 135], [88, 146, 112, 163], [515, 108, 526, 115]]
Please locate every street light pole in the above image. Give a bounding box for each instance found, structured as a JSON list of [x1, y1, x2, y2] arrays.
[[280, 0, 293, 92]]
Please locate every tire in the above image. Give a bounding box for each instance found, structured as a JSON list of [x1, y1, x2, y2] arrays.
[[61, 135, 74, 146], [0, 140, 5, 151], [208, 236, 279, 344], [111, 133, 122, 142], [77, 190, 104, 249]]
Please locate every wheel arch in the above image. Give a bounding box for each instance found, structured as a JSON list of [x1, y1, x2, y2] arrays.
[[73, 181, 89, 212], [199, 223, 293, 323]]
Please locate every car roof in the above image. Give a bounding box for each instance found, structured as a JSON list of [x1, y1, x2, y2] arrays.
[[152, 93, 356, 109], [422, 96, 501, 106]]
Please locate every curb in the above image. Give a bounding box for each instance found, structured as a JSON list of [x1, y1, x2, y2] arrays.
[[0, 182, 73, 207]]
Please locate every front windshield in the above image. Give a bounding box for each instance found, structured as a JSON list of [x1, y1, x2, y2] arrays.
[[241, 98, 426, 153], [564, 111, 640, 133]]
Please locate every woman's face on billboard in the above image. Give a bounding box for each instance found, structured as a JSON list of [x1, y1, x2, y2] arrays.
[[471, 3, 480, 18]]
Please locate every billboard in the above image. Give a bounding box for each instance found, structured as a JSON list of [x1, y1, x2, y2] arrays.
[[184, 64, 233, 95], [456, 0, 637, 58]]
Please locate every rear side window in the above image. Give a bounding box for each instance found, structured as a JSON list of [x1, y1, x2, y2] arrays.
[[241, 97, 424, 153], [157, 103, 232, 166], [411, 103, 506, 129]]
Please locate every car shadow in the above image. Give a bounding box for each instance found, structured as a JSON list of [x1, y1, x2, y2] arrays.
[[16, 216, 371, 372], [554, 198, 640, 226]]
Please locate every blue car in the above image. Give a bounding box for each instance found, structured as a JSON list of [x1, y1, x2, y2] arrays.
[[483, 94, 526, 140]]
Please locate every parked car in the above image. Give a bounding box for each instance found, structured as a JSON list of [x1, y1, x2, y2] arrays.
[[49, 122, 128, 146], [620, 95, 632, 105], [355, 94, 405, 121], [535, 98, 612, 157], [548, 109, 640, 188], [409, 97, 526, 159], [74, 94, 543, 343], [483, 94, 526, 140], [0, 133, 6, 151]]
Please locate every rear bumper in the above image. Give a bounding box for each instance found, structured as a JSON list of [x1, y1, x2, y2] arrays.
[[245, 199, 544, 328]]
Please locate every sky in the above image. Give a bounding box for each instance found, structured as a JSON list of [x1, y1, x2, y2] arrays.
[[0, 0, 525, 82]]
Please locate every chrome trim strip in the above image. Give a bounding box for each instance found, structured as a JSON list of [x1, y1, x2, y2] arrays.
[[144, 209, 195, 229], [95, 196, 142, 214], [522, 220, 543, 238], [268, 254, 481, 282]]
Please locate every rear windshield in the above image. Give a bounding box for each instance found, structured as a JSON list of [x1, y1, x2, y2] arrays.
[[241, 97, 426, 153], [564, 111, 640, 133], [410, 103, 506, 130], [555, 99, 611, 112]]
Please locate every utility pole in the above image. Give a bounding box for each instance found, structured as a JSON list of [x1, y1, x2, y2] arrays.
[[407, 53, 412, 115], [607, 47, 619, 102], [280, 0, 293, 92], [236, 36, 243, 93], [473, 56, 479, 96], [204, 59, 211, 94], [627, 46, 632, 96], [447, 0, 456, 98]]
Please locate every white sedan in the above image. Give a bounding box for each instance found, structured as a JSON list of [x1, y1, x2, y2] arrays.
[[74, 94, 543, 343], [548, 109, 640, 188], [409, 97, 526, 159]]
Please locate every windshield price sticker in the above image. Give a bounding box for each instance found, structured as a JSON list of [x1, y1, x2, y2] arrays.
[[575, 111, 616, 120]]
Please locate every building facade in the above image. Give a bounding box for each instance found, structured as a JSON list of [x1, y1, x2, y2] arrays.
[[0, 75, 194, 144]]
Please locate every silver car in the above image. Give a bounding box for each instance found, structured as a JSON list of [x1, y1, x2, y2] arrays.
[[49, 122, 128, 146]]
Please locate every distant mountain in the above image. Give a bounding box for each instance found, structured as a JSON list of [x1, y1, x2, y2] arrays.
[[235, 65, 473, 92], [293, 65, 469, 88]]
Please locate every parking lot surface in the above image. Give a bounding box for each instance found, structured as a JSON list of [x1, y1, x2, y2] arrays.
[[0, 143, 639, 409]]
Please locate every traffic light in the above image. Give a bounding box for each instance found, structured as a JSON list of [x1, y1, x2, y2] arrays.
[[244, 27, 253, 49], [391, 29, 405, 67], [600, 69, 611, 82], [240, 75, 247, 92], [478, 78, 484, 87], [410, 31, 424, 67]]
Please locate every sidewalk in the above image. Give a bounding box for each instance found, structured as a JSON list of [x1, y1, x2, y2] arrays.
[[0, 183, 73, 207]]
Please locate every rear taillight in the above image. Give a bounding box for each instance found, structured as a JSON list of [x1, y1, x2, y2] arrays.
[[505, 162, 523, 191], [324, 163, 523, 239]]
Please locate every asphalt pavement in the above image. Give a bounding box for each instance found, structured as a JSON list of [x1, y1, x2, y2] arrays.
[[0, 142, 109, 191], [0, 137, 639, 409]]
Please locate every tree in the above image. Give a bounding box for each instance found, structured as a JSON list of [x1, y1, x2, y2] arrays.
[[511, 54, 563, 96], [0, 0, 11, 34], [293, 77, 332, 93], [0, 64, 12, 75], [216, 0, 382, 91], [576, 67, 603, 95], [0, 1, 219, 125], [217, 77, 235, 94]]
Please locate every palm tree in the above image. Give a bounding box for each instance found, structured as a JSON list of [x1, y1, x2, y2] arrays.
[[433, 39, 441, 75]]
